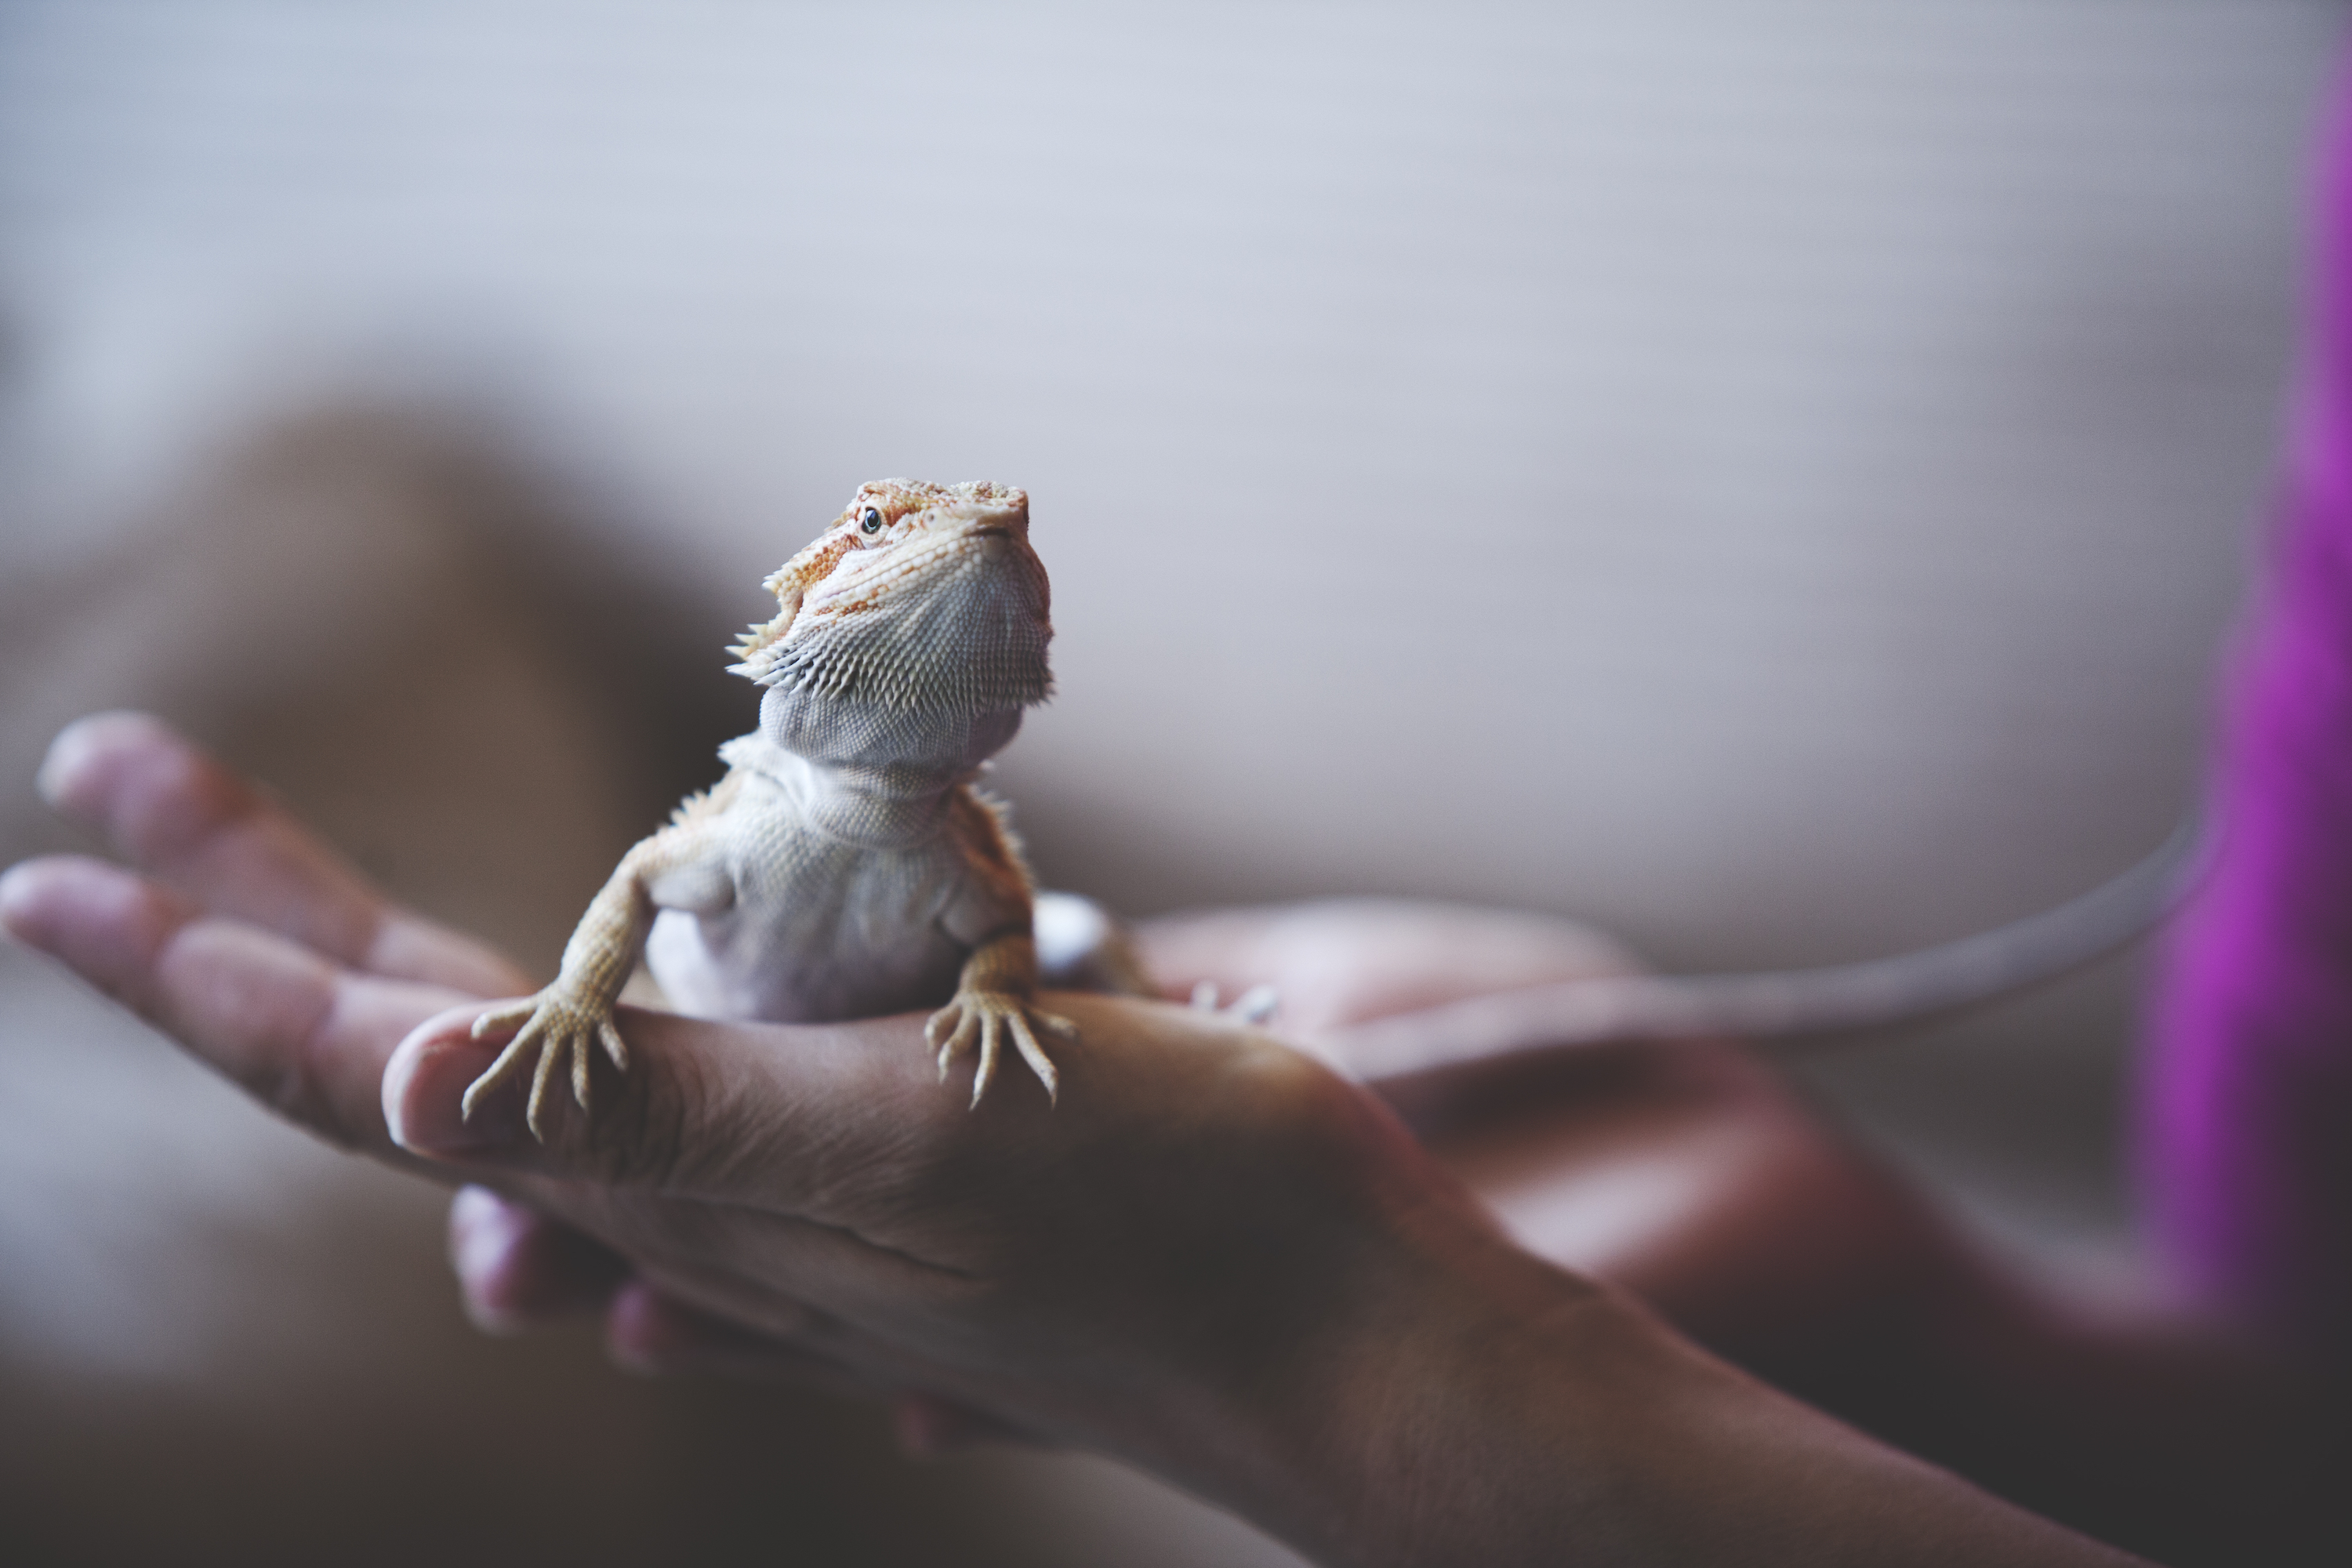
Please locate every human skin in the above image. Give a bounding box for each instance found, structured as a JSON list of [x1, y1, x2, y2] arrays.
[[0, 714, 2146, 1567]]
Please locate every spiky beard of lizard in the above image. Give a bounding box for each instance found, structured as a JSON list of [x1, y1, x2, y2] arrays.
[[749, 536, 1053, 718]]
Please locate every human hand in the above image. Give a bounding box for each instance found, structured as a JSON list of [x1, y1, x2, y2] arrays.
[[0, 713, 1000, 1437], [0, 711, 530, 1167], [2, 714, 2161, 1567], [0, 714, 1612, 1563], [1137, 896, 1645, 1046], [1135, 898, 1957, 1377], [0, 711, 1934, 1456], [397, 976, 1610, 1517]]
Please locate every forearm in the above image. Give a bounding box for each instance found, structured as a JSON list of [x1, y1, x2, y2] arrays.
[[1160, 1201, 2144, 1568]]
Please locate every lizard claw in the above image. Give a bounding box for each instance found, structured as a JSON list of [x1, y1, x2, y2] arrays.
[[463, 987, 628, 1139], [470, 998, 538, 1040], [926, 990, 1066, 1107], [1006, 1009, 1059, 1104], [933, 1007, 978, 1083]]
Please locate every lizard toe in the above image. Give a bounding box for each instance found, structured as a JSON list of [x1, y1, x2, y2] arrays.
[[471, 998, 538, 1040], [970, 1013, 1004, 1109], [1009, 1011, 1060, 1104]]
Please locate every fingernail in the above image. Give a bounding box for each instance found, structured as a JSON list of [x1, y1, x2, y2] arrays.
[[0, 858, 94, 941], [445, 1187, 530, 1334], [386, 1015, 527, 1156], [448, 1184, 524, 1261], [0, 863, 38, 935], [36, 711, 171, 818], [34, 717, 108, 811]]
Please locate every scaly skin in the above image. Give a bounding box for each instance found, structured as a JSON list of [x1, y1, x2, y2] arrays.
[[928, 932, 1073, 1108], [464, 480, 1070, 1138]]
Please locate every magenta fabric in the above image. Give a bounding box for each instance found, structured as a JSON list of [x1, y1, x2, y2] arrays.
[[2139, 78, 2352, 1354]]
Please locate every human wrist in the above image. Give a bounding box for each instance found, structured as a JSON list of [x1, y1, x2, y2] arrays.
[[1193, 1192, 2139, 1568], [1162, 1157, 1628, 1567]]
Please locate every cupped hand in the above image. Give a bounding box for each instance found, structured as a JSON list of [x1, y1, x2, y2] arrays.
[[0, 711, 1922, 1426], [393, 985, 1554, 1507], [2, 715, 2168, 1568], [0, 713, 1577, 1559]]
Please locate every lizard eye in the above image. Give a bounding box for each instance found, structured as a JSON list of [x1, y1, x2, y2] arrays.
[[860, 506, 884, 535]]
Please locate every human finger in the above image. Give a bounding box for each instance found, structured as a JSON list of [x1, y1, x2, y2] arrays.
[[0, 855, 470, 1160], [385, 989, 1413, 1353], [1135, 899, 1642, 1035], [384, 997, 1091, 1317], [384, 999, 1005, 1213], [604, 1279, 872, 1393], [448, 1185, 633, 1333], [37, 711, 527, 996], [601, 1280, 1029, 1457]]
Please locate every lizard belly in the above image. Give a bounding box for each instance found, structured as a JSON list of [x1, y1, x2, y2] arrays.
[[644, 826, 972, 1025]]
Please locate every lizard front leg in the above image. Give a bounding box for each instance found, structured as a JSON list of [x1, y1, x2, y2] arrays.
[[465, 824, 728, 1137], [925, 932, 1076, 1109]]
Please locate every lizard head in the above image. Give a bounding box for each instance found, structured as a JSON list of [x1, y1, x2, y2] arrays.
[[728, 479, 1054, 767]]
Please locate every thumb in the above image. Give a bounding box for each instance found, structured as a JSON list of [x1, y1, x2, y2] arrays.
[[382, 1000, 970, 1205], [387, 1000, 755, 1190], [385, 1003, 539, 1156]]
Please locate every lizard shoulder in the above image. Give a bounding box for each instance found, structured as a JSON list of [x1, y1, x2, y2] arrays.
[[632, 765, 756, 909], [948, 785, 1036, 906], [666, 764, 751, 829]]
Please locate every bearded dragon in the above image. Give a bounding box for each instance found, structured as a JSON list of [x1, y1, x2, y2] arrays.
[[464, 479, 1073, 1136]]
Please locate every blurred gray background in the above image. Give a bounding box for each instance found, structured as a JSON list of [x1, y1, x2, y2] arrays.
[[1, 2, 2341, 1563]]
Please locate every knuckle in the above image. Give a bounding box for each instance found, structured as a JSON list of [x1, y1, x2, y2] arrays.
[[278, 996, 362, 1150]]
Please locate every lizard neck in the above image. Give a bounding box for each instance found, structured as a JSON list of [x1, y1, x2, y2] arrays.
[[747, 686, 1023, 844], [757, 684, 1025, 773]]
